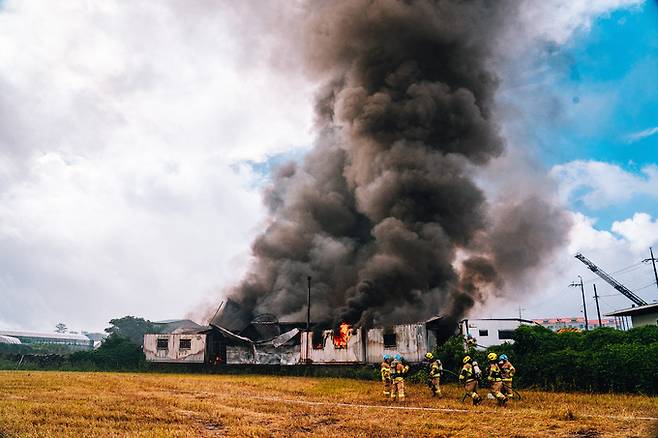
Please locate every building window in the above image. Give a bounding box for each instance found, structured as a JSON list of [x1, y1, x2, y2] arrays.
[[179, 339, 191, 350], [478, 329, 489, 337], [383, 333, 397, 348], [498, 330, 515, 340], [156, 338, 169, 350], [312, 331, 325, 350]]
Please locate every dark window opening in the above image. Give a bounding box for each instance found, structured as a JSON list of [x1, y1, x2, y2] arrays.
[[312, 330, 325, 350], [498, 330, 515, 340], [156, 338, 169, 350], [179, 339, 191, 350], [478, 329, 489, 337], [383, 333, 397, 348]]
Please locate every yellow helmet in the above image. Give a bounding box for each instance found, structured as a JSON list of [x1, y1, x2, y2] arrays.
[[425, 352, 433, 360], [463, 355, 471, 364], [487, 352, 498, 361]]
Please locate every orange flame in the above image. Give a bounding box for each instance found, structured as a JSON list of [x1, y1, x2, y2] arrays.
[[332, 322, 351, 349]]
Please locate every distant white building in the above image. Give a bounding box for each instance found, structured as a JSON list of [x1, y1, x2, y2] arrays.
[[0, 335, 21, 345], [459, 318, 536, 348], [0, 330, 93, 349], [533, 317, 617, 332]]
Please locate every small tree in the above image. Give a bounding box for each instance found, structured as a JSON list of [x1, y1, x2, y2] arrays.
[[105, 316, 159, 346], [55, 323, 68, 333]]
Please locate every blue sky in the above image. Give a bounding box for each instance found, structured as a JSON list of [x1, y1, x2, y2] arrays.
[[500, 1, 658, 230]]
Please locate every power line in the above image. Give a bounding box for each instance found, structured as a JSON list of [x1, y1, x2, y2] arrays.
[[642, 247, 658, 293], [581, 264, 646, 285], [632, 282, 657, 292]]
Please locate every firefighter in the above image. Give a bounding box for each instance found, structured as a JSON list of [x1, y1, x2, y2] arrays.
[[459, 355, 481, 405], [424, 352, 443, 397], [498, 354, 515, 398], [390, 354, 409, 402], [380, 354, 393, 398], [486, 352, 507, 406]]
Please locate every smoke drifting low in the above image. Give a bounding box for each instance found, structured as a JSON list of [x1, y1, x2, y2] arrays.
[[219, 0, 569, 329]]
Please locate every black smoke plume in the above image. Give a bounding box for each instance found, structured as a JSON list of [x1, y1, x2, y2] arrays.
[[216, 0, 569, 331]]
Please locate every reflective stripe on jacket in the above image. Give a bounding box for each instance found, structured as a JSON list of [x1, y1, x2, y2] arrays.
[[487, 363, 503, 382], [429, 361, 442, 379], [391, 360, 409, 380], [459, 363, 476, 383], [380, 362, 391, 380]]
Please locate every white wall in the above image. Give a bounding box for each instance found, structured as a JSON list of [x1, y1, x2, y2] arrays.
[[300, 328, 365, 363], [460, 319, 529, 348], [143, 333, 206, 363], [631, 312, 658, 328], [366, 324, 427, 363]]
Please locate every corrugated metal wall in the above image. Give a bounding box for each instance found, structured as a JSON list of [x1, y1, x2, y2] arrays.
[[366, 324, 427, 363], [226, 344, 301, 365], [299, 328, 366, 363]]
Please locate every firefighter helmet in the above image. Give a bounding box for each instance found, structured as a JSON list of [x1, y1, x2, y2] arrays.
[[425, 352, 433, 360], [383, 354, 391, 361], [394, 354, 402, 361], [463, 355, 471, 364], [487, 352, 498, 361], [499, 354, 508, 361]]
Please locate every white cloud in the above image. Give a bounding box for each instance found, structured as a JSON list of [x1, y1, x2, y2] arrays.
[[0, 1, 314, 331], [611, 213, 658, 252], [515, 0, 645, 46], [550, 160, 658, 209], [626, 126, 658, 143], [486, 211, 658, 320]]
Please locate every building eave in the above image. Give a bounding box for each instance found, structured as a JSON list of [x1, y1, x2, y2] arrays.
[[604, 302, 658, 317]]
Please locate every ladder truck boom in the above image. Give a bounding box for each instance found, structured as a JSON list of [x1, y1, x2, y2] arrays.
[[574, 253, 648, 307]]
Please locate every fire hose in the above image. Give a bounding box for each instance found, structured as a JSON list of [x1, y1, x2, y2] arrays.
[[440, 368, 523, 402], [456, 379, 522, 402]]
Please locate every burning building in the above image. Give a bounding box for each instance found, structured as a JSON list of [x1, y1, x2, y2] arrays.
[[144, 302, 454, 365]]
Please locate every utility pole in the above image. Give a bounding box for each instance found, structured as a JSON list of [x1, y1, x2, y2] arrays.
[[642, 247, 658, 294], [570, 276, 589, 331], [305, 276, 311, 364], [517, 306, 526, 320], [593, 284, 602, 328]]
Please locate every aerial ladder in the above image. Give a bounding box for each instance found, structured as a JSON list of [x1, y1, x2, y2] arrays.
[[574, 253, 648, 307]]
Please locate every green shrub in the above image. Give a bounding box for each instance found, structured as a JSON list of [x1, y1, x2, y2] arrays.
[[70, 334, 145, 369], [505, 325, 658, 394]]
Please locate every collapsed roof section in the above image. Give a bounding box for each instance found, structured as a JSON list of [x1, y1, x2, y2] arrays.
[[211, 299, 252, 333]]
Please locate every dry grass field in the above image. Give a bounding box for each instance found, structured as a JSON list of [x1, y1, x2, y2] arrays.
[[0, 371, 656, 437]]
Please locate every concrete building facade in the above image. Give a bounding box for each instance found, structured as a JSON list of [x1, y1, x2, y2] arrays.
[[532, 317, 617, 332], [458, 318, 535, 348]]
